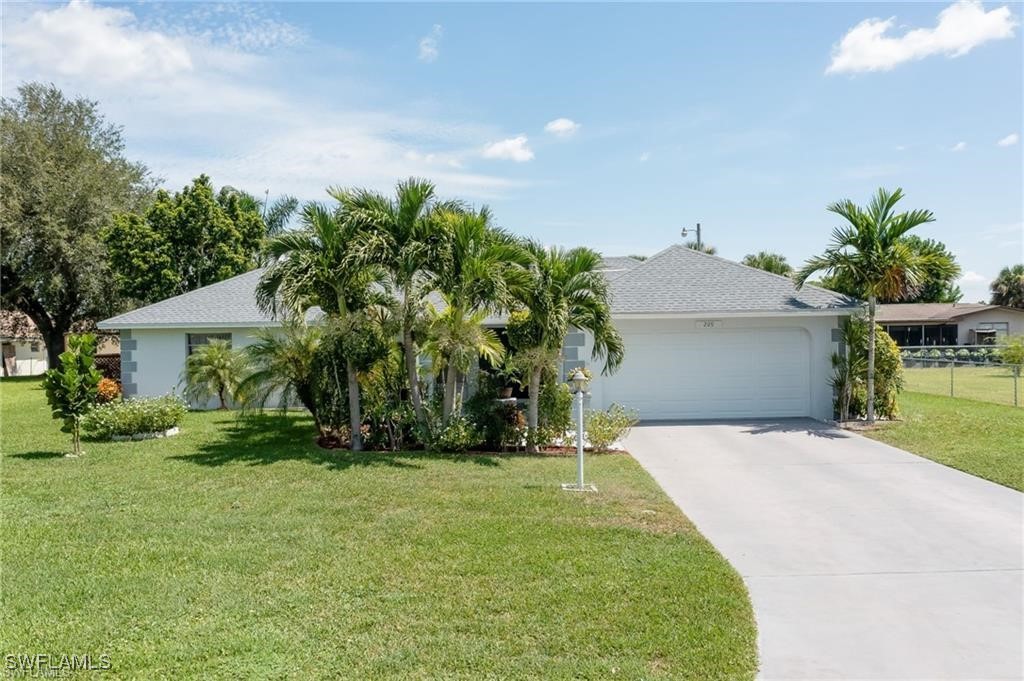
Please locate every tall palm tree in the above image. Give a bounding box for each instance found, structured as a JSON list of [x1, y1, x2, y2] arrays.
[[256, 201, 385, 450], [795, 187, 947, 423], [333, 179, 455, 431], [182, 339, 248, 409], [512, 243, 625, 452], [742, 251, 793, 276], [237, 320, 321, 419], [430, 207, 528, 419], [990, 264, 1024, 309]]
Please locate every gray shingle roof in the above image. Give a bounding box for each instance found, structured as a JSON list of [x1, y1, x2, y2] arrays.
[[609, 245, 859, 315], [599, 256, 643, 280], [100, 245, 859, 329], [98, 269, 283, 329]]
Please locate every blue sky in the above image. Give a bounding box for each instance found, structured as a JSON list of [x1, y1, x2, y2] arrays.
[[3, 1, 1021, 302]]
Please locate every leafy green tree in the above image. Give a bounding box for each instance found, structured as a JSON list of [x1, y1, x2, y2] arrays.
[[1, 83, 151, 368], [511, 244, 625, 452], [218, 186, 298, 236], [741, 251, 793, 276], [337, 178, 455, 429], [817, 235, 962, 303], [105, 175, 267, 304], [795, 188, 948, 423], [990, 264, 1024, 308], [429, 207, 528, 419], [257, 202, 386, 451], [684, 240, 717, 255], [43, 333, 102, 457], [237, 320, 321, 417], [182, 339, 248, 409]]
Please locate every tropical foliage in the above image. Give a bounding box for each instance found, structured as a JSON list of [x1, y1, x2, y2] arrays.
[[82, 394, 187, 439], [741, 251, 792, 276], [684, 240, 717, 254], [990, 264, 1024, 308], [796, 188, 949, 423], [182, 339, 248, 410], [42, 333, 103, 456], [237, 321, 321, 415], [830, 317, 903, 421]]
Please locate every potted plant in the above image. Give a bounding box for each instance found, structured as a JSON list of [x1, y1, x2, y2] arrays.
[[492, 358, 520, 399]]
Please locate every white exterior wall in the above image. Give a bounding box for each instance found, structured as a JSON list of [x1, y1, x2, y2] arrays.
[[124, 327, 264, 409], [1, 340, 48, 376], [956, 309, 1024, 345], [585, 314, 842, 422]]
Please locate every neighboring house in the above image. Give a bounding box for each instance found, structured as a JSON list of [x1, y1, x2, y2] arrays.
[[1, 311, 48, 377], [876, 303, 1024, 346], [98, 244, 858, 420]]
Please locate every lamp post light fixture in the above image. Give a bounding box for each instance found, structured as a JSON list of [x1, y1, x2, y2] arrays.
[[562, 368, 597, 493], [680, 222, 702, 250]]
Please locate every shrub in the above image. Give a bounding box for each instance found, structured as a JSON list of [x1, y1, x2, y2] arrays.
[[535, 380, 573, 447], [583, 404, 639, 451], [832, 317, 904, 420], [927, 349, 942, 359], [83, 395, 187, 439], [182, 339, 248, 409], [955, 349, 971, 360], [423, 413, 479, 453], [96, 377, 121, 403], [43, 333, 102, 456], [464, 372, 525, 451]]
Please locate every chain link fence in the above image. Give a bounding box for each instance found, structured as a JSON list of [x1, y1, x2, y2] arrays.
[[900, 346, 1020, 407]]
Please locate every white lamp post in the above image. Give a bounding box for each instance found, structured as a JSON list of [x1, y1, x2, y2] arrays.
[[562, 368, 597, 492]]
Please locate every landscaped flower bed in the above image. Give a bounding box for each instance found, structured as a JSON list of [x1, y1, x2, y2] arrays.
[[82, 395, 188, 441]]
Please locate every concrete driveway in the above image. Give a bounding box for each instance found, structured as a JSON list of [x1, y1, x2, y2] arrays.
[[624, 419, 1023, 680]]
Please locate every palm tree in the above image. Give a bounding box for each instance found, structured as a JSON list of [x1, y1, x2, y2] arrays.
[[512, 243, 625, 452], [795, 188, 946, 423], [335, 178, 455, 430], [430, 207, 528, 419], [742, 251, 793, 276], [423, 304, 505, 418], [684, 240, 717, 255], [182, 339, 248, 409], [256, 201, 385, 450], [237, 320, 321, 419], [990, 264, 1024, 309]]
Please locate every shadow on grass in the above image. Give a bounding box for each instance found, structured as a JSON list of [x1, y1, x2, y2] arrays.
[[8, 450, 65, 460], [170, 414, 509, 470]]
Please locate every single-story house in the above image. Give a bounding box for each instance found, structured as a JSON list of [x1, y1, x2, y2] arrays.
[[98, 244, 859, 421], [876, 303, 1024, 346], [1, 311, 48, 377]]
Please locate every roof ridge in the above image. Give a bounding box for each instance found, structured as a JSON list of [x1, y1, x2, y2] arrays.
[[606, 243, 685, 284], [102, 267, 266, 324]]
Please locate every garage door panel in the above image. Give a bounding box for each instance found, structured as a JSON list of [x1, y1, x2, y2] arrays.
[[604, 327, 811, 419]]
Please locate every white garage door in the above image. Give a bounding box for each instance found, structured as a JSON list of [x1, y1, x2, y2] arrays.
[[603, 327, 811, 420]]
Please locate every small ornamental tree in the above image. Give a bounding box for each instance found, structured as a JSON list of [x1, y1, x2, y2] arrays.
[[43, 333, 102, 456], [182, 339, 247, 409], [1002, 336, 1024, 377]]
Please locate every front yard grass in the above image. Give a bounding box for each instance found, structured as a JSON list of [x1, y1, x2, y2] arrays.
[[0, 377, 757, 680], [902, 364, 1020, 406], [865, 391, 1024, 491]]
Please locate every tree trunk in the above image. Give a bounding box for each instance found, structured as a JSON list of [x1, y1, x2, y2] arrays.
[[526, 365, 543, 454], [217, 387, 227, 410], [42, 327, 64, 371], [866, 296, 877, 424], [442, 366, 457, 421], [403, 324, 426, 428], [346, 359, 363, 451]]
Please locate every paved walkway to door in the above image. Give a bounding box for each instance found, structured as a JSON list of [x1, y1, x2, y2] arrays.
[[624, 419, 1023, 680]]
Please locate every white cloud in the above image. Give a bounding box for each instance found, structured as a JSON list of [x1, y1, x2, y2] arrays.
[[418, 24, 442, 62], [544, 118, 580, 137], [997, 132, 1020, 146], [481, 136, 534, 162], [951, 141, 968, 151], [638, 151, 652, 162], [827, 0, 1017, 75], [2, 3, 520, 200], [959, 270, 989, 284]]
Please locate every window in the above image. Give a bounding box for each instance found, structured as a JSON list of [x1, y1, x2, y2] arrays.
[[187, 333, 231, 355], [976, 322, 1009, 338], [29, 342, 40, 352]]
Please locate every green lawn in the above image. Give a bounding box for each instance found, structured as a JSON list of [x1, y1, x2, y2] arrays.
[[0, 377, 756, 680], [865, 391, 1024, 491], [902, 364, 1021, 407]]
